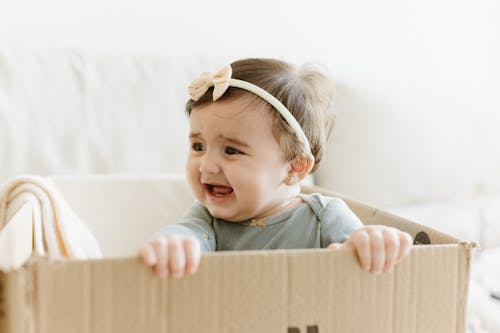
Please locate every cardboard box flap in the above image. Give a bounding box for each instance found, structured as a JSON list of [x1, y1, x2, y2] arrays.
[[287, 246, 471, 333], [1, 244, 473, 333], [33, 257, 168, 332], [167, 251, 287, 332], [26, 252, 289, 333], [0, 266, 35, 333]]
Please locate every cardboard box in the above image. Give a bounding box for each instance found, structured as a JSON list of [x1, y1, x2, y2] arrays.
[[0, 181, 475, 333]]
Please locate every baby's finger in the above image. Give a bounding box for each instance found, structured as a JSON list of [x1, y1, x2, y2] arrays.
[[383, 228, 400, 273], [183, 237, 201, 275], [152, 237, 169, 278], [168, 237, 186, 278], [349, 230, 371, 271], [368, 228, 385, 274], [138, 243, 157, 266], [396, 232, 413, 263]]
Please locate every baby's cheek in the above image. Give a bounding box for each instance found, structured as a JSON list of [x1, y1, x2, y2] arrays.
[[186, 169, 202, 197], [185, 158, 199, 178]]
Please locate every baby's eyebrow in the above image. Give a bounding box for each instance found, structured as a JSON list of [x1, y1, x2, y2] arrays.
[[189, 131, 202, 140], [219, 135, 251, 148]]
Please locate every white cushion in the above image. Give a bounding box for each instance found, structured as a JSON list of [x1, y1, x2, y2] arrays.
[[0, 47, 228, 181], [315, 87, 500, 205], [50, 174, 194, 258], [2, 46, 500, 209]]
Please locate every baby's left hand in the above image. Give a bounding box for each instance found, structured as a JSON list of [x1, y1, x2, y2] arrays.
[[328, 225, 413, 274]]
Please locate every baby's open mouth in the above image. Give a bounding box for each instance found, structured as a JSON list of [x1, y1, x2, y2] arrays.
[[206, 184, 234, 197]]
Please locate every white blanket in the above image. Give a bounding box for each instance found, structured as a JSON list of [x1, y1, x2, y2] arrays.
[[0, 175, 102, 270]]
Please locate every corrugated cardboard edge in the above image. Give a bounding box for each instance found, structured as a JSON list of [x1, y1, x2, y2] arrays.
[[1, 247, 476, 333], [457, 241, 476, 333], [0, 256, 39, 333]]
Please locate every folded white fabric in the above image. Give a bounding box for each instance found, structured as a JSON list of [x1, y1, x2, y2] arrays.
[[0, 175, 102, 270]]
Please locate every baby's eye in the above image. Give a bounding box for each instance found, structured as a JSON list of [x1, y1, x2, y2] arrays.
[[191, 143, 205, 152], [225, 146, 241, 155]]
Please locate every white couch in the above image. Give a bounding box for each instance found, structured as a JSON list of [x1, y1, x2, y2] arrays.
[[1, 45, 499, 248], [1, 45, 499, 331]]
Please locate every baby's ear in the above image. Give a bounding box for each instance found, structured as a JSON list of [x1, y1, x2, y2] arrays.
[[288, 156, 315, 182]]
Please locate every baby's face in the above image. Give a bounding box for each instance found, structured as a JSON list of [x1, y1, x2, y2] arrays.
[[186, 97, 295, 222]]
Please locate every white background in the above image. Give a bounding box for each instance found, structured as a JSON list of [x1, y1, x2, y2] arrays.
[[1, 0, 499, 205], [1, 0, 498, 79]]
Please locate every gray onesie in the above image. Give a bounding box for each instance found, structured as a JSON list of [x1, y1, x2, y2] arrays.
[[153, 193, 363, 252]]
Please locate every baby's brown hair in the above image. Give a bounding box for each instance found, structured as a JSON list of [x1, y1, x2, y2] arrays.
[[185, 58, 336, 173]]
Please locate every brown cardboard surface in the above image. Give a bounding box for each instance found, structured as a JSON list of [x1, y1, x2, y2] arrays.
[[287, 245, 471, 333], [165, 251, 287, 333], [35, 258, 168, 332], [0, 186, 475, 333], [1, 245, 473, 333], [0, 266, 35, 333]]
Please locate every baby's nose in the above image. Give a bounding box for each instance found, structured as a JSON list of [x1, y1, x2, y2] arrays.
[[199, 154, 221, 174]]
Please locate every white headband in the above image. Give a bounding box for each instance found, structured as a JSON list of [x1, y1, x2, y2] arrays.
[[188, 65, 313, 157]]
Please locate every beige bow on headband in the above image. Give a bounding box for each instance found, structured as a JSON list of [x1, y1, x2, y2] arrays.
[[188, 65, 232, 101]]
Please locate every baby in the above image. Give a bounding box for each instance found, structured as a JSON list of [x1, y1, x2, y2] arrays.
[[138, 58, 412, 278]]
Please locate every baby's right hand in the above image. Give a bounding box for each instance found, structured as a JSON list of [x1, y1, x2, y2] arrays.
[[138, 235, 201, 278]]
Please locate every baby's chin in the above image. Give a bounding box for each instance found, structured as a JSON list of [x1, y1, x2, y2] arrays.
[[206, 206, 252, 223]]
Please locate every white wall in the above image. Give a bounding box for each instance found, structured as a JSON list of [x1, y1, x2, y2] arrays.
[[1, 0, 499, 205]]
